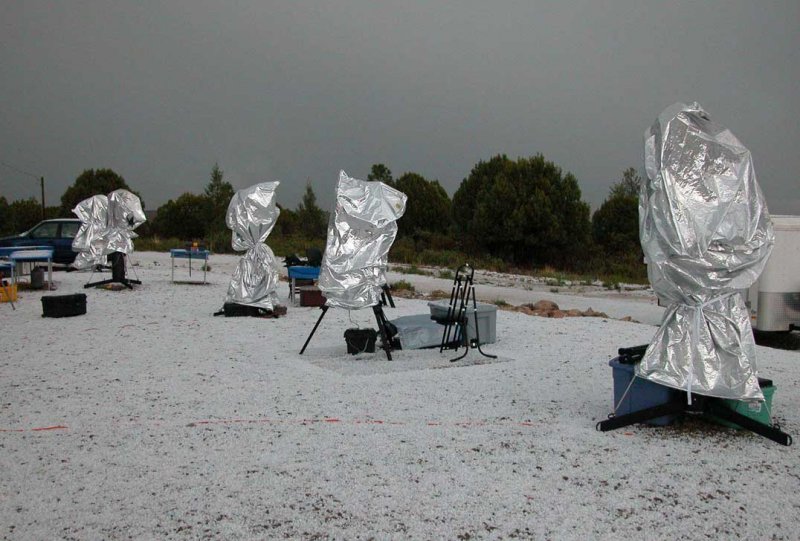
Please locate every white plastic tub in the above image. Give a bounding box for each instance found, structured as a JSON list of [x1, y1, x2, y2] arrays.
[[748, 215, 800, 331]]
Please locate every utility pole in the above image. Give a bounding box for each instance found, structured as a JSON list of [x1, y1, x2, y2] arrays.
[[0, 160, 45, 217]]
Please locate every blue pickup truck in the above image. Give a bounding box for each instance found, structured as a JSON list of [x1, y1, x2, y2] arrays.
[[0, 218, 81, 264]]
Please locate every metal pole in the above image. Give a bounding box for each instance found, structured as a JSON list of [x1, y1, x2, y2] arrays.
[[40, 177, 45, 219]]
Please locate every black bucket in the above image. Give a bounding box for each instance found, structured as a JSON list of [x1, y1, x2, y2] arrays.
[[31, 266, 45, 289], [344, 328, 377, 355]]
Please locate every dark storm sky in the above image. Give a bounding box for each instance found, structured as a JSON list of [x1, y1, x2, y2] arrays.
[[1, 1, 798, 215]]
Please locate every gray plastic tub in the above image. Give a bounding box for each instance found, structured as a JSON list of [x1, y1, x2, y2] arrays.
[[391, 314, 444, 350], [428, 301, 497, 345]]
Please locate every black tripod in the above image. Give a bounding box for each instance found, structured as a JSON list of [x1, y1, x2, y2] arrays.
[[300, 285, 396, 360], [433, 264, 496, 362], [380, 284, 395, 308], [597, 353, 793, 446], [300, 303, 394, 360], [84, 252, 141, 290]]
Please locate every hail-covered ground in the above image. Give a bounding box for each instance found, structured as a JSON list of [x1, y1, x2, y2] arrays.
[[1, 252, 797, 540]]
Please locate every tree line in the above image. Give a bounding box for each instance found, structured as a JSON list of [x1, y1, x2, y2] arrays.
[[0, 168, 144, 236], [0, 156, 644, 279], [365, 158, 643, 279]]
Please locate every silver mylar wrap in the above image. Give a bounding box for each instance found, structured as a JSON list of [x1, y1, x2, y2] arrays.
[[71, 194, 110, 270], [71, 189, 146, 269], [636, 102, 774, 401], [105, 189, 146, 255], [318, 170, 407, 310], [224, 182, 281, 310]]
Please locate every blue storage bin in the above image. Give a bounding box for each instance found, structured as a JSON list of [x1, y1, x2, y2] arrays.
[[609, 358, 680, 426]]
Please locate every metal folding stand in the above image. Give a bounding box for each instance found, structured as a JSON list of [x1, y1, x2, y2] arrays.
[[299, 303, 395, 360], [597, 386, 793, 446], [84, 252, 142, 290], [434, 264, 496, 362]]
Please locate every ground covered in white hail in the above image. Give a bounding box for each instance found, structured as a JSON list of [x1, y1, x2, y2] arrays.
[[1, 251, 798, 540]]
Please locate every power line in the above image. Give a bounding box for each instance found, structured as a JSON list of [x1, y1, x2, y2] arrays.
[[0, 159, 46, 219], [0, 159, 39, 180]]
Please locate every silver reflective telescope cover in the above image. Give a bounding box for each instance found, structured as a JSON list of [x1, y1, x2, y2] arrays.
[[71, 189, 146, 269], [637, 102, 774, 401], [224, 182, 281, 310], [318, 170, 407, 310], [72, 194, 110, 269], [106, 189, 146, 255]]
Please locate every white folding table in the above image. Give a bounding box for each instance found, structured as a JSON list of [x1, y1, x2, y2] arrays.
[[8, 248, 55, 290]]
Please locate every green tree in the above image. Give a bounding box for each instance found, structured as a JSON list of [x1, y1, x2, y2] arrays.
[[296, 182, 328, 239], [0, 197, 61, 234], [392, 172, 452, 238], [592, 167, 642, 257], [60, 168, 140, 213], [44, 206, 64, 219], [452, 155, 509, 243], [151, 193, 210, 240], [610, 167, 642, 199], [453, 154, 591, 267], [204, 163, 235, 235], [367, 163, 393, 185], [0, 196, 9, 235], [6, 197, 45, 233], [275, 204, 299, 237]]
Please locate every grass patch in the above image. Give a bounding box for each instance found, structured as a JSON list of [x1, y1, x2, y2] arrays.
[[398, 265, 432, 276], [136, 233, 326, 259], [139, 234, 648, 287], [428, 289, 451, 299], [390, 280, 415, 292], [135, 236, 184, 252]]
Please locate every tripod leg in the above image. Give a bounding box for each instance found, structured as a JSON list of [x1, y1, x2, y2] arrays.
[[381, 284, 396, 308], [373, 305, 393, 361], [705, 400, 792, 446], [84, 278, 115, 288], [596, 401, 685, 431], [300, 306, 328, 354]]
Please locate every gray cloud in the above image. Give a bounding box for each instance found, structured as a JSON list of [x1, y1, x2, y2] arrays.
[[1, 1, 798, 216]]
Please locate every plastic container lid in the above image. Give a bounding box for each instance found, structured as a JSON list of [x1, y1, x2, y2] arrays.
[[771, 215, 800, 231]]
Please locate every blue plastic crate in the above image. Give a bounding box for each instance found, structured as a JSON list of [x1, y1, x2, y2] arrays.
[[609, 358, 681, 426]]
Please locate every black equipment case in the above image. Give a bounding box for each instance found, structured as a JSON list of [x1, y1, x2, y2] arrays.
[[42, 294, 87, 318], [218, 302, 264, 317]]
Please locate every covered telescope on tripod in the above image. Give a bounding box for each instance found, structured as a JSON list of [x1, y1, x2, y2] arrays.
[[597, 102, 791, 446], [300, 170, 407, 359], [637, 102, 774, 402], [72, 189, 146, 289]]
